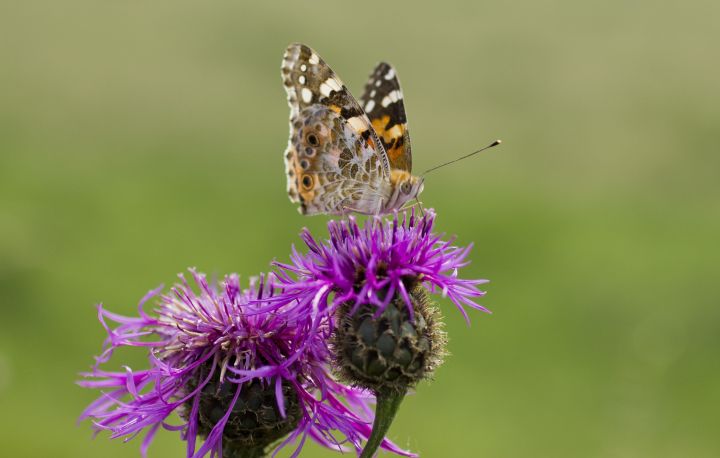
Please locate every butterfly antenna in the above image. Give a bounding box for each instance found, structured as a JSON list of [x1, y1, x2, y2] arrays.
[[421, 139, 502, 176]]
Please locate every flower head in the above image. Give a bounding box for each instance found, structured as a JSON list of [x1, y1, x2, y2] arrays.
[[79, 269, 414, 458], [272, 210, 490, 457], [274, 209, 489, 325]]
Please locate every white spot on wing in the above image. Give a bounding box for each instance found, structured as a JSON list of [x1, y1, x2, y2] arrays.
[[326, 78, 342, 91], [375, 80, 382, 87], [320, 83, 332, 97], [319, 78, 342, 97], [298, 75, 306, 84], [381, 90, 403, 107], [347, 116, 366, 132], [300, 64, 307, 71], [309, 53, 320, 65], [365, 100, 375, 112], [384, 68, 396, 80], [301, 88, 313, 103], [370, 90, 376, 97], [387, 125, 402, 138]]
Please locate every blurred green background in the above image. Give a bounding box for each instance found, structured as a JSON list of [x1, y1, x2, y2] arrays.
[[1, 0, 719, 456]]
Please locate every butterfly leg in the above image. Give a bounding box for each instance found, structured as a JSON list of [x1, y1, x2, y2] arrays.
[[339, 196, 383, 216], [340, 204, 364, 216]]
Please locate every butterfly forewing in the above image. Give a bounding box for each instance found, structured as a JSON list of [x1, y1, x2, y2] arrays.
[[359, 62, 412, 172]]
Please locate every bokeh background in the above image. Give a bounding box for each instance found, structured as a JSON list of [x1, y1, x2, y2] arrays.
[[1, 1, 719, 456]]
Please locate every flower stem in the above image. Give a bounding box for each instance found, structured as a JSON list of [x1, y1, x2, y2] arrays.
[[360, 388, 407, 458]]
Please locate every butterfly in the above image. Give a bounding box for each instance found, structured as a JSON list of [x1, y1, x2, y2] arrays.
[[281, 43, 424, 215]]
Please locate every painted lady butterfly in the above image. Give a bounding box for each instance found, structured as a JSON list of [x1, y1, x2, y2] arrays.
[[281, 43, 423, 215]]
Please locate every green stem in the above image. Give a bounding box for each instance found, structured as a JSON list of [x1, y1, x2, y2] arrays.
[[360, 388, 407, 458]]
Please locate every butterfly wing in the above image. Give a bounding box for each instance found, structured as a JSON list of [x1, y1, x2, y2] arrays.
[[359, 62, 412, 172], [281, 43, 391, 215], [286, 105, 390, 215]]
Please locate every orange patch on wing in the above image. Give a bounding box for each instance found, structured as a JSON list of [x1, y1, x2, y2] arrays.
[[298, 172, 316, 202], [289, 154, 312, 197], [299, 189, 316, 203], [371, 115, 406, 163], [371, 116, 391, 138]]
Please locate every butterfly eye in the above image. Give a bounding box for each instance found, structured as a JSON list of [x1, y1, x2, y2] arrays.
[[301, 175, 314, 189], [306, 133, 319, 146], [401, 182, 412, 194]]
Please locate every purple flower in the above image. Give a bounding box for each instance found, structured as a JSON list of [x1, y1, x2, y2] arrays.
[[273, 209, 489, 324], [79, 269, 414, 458], [271, 210, 489, 458]]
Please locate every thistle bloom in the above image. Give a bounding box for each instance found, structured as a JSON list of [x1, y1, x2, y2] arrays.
[[272, 210, 489, 457], [273, 209, 489, 326], [79, 270, 414, 458]]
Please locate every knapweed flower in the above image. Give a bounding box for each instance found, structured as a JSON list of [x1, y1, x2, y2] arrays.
[[272, 210, 489, 457], [78, 269, 414, 458]]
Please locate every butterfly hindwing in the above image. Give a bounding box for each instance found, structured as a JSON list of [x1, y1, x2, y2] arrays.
[[281, 44, 391, 215], [285, 105, 389, 215], [359, 62, 412, 172]]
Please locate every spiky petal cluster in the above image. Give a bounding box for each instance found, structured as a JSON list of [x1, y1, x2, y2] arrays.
[[79, 269, 414, 458], [274, 210, 489, 324]]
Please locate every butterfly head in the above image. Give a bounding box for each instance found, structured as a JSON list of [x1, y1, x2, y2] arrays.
[[385, 170, 424, 212]]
